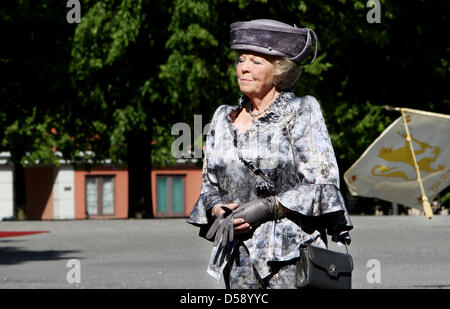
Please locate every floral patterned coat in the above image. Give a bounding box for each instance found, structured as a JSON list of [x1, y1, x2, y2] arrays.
[[187, 91, 353, 280]]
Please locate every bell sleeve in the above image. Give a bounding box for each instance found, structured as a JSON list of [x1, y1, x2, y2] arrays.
[[187, 105, 227, 238], [275, 96, 353, 236]]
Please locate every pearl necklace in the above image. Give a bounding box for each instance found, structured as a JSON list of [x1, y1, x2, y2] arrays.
[[249, 101, 273, 123]]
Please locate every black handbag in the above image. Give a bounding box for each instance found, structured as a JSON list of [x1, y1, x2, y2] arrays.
[[295, 244, 353, 289]]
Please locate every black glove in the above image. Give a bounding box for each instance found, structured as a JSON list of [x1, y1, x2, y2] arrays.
[[210, 197, 278, 248], [205, 206, 233, 246], [334, 231, 351, 246], [231, 196, 277, 229]]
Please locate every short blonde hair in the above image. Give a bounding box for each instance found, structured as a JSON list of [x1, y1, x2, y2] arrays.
[[234, 52, 302, 91], [272, 57, 302, 91]]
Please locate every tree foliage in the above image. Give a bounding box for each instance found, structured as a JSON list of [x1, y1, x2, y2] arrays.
[[0, 0, 448, 216]]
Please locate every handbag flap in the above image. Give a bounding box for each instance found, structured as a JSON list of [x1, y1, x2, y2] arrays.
[[307, 245, 353, 275]]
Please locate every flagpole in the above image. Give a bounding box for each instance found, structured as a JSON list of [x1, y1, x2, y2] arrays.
[[383, 106, 450, 120], [398, 109, 434, 219]]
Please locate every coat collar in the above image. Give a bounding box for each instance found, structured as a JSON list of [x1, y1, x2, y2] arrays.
[[233, 91, 296, 123]]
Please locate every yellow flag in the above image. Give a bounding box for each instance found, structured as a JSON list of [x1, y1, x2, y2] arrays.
[[344, 108, 450, 215]]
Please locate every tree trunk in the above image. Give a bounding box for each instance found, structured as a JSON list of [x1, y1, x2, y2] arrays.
[[13, 162, 27, 220], [127, 128, 153, 219]]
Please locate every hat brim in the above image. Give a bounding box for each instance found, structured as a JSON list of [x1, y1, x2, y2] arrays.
[[230, 44, 288, 58], [229, 19, 317, 65]]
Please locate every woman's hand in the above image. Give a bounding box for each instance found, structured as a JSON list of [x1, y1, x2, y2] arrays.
[[233, 217, 252, 234], [212, 203, 238, 218], [212, 203, 252, 235]]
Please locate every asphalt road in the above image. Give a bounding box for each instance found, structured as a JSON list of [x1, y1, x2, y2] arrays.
[[0, 216, 449, 289]]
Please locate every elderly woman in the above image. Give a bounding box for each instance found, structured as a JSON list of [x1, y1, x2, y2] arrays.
[[187, 19, 352, 289]]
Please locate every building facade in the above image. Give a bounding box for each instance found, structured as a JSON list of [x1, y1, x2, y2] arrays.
[[0, 153, 14, 220], [0, 157, 201, 220]]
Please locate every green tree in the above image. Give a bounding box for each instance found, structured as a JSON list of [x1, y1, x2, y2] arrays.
[[1, 0, 447, 218], [0, 0, 75, 217], [69, 0, 179, 218]]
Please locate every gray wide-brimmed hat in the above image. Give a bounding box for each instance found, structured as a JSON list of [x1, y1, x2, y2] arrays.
[[230, 19, 318, 65]]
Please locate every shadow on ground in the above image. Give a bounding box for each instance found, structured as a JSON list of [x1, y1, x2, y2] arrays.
[[0, 246, 81, 265]]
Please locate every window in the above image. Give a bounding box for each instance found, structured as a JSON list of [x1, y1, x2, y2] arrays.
[[156, 175, 185, 217], [86, 176, 115, 217]]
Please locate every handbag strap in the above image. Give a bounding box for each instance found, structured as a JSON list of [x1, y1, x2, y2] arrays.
[[339, 242, 349, 255]]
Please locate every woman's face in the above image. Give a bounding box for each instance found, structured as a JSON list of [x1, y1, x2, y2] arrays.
[[236, 52, 275, 99]]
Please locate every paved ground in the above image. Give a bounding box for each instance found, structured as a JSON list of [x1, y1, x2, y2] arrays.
[[0, 216, 449, 289]]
